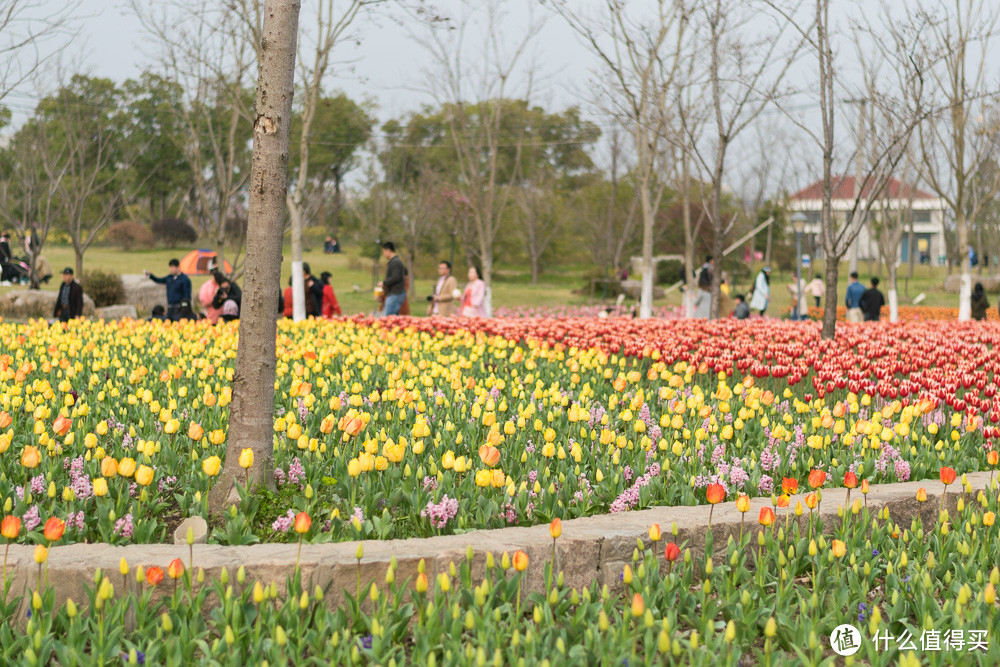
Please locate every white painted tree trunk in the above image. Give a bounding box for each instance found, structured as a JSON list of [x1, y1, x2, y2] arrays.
[[958, 270, 972, 321], [888, 288, 898, 322], [683, 290, 695, 318]]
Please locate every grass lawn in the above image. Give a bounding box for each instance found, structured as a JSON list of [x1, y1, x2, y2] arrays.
[[14, 243, 981, 317]]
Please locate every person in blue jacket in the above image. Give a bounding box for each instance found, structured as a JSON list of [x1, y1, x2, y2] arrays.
[[845, 271, 865, 323], [145, 259, 192, 321]]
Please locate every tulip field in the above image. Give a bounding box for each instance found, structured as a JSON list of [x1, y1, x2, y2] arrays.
[[2, 315, 1000, 664], [0, 317, 998, 545]]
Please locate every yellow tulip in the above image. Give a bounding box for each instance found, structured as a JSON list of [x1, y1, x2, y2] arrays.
[[239, 449, 254, 469], [202, 456, 221, 477]]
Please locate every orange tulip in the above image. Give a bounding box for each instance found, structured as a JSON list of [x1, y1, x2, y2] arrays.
[[916, 487, 928, 502], [664, 542, 680, 562], [648, 523, 662, 542], [706, 483, 725, 504], [478, 444, 501, 468], [630, 592, 645, 617], [187, 422, 204, 441], [167, 558, 184, 580], [1, 515, 21, 540], [21, 445, 41, 469], [843, 472, 858, 489], [781, 477, 798, 495], [758, 507, 775, 526], [860, 480, 870, 495], [549, 518, 562, 539], [294, 512, 312, 534], [512, 550, 529, 572], [807, 469, 827, 489], [804, 492, 818, 509], [939, 466, 957, 486], [989, 450, 999, 467], [776, 494, 790, 509], [53, 415, 72, 436], [101, 457, 118, 478], [43, 517, 65, 542], [0, 411, 11, 428], [146, 566, 164, 586], [831, 539, 847, 558]]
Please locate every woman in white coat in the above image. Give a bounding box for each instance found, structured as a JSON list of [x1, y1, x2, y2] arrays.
[[748, 267, 770, 316]]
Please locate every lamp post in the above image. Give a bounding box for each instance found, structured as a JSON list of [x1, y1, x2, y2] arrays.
[[791, 212, 807, 320]]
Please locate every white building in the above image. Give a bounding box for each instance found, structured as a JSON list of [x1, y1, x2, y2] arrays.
[[789, 176, 947, 266]]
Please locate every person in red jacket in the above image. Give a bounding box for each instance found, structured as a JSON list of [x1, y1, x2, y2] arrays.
[[282, 277, 294, 318], [320, 271, 342, 317]]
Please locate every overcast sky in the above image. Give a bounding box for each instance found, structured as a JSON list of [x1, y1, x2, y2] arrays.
[[6, 0, 1000, 197]]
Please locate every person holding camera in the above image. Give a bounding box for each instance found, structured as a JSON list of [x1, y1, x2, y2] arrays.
[[428, 260, 458, 316]]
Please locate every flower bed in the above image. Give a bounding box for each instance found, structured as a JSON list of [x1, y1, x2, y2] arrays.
[[1, 478, 998, 664], [0, 318, 997, 548]]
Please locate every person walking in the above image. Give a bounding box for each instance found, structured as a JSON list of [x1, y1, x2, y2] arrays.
[[845, 271, 865, 323], [53, 267, 84, 322], [459, 266, 486, 317], [748, 267, 770, 316], [320, 271, 342, 317], [971, 282, 990, 321], [807, 273, 824, 309], [378, 242, 407, 316], [145, 259, 192, 321], [429, 260, 459, 316], [859, 277, 886, 322]]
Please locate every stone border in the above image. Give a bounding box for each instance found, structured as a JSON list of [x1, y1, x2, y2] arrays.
[[4, 472, 987, 612]]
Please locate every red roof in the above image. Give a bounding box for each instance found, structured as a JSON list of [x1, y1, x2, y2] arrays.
[[790, 176, 935, 201]]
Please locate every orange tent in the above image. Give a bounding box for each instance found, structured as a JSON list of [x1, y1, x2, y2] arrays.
[[178, 249, 233, 275]]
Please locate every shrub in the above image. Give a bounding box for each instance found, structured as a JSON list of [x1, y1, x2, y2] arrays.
[[105, 221, 155, 250], [656, 259, 685, 285], [81, 269, 125, 307], [151, 218, 198, 247]]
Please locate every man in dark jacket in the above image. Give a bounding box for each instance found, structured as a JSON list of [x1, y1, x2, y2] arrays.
[[859, 277, 885, 322], [145, 259, 192, 321], [54, 267, 84, 322], [379, 241, 407, 316], [301, 262, 324, 316]]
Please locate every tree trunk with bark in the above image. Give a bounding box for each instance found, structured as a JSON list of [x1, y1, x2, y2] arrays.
[[209, 0, 300, 514]]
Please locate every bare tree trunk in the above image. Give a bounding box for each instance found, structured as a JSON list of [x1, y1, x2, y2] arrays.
[[210, 0, 300, 514]]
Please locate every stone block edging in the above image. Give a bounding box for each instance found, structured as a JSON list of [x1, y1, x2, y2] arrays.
[[2, 472, 987, 613]]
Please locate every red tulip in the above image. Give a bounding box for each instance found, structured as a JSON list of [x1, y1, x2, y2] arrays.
[[939, 467, 957, 486], [843, 472, 858, 489], [664, 542, 680, 562]]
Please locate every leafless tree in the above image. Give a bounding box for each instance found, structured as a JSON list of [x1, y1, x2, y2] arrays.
[[210, 0, 300, 513], [132, 0, 256, 274], [682, 0, 803, 318], [239, 0, 386, 320], [0, 122, 69, 287], [407, 0, 543, 316], [764, 0, 929, 338], [906, 0, 1000, 320], [551, 0, 689, 318], [0, 0, 80, 104]]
